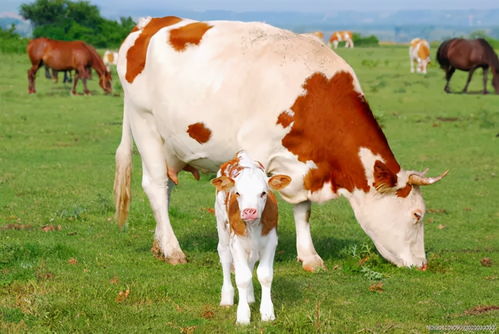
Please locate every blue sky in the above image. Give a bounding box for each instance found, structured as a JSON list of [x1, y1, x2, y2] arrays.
[[2, 0, 499, 18]]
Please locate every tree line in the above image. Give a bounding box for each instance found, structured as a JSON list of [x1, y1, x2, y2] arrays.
[[19, 0, 134, 48]]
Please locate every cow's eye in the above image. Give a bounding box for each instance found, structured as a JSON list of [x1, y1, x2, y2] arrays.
[[260, 191, 267, 197], [235, 192, 240, 197], [413, 211, 422, 221]]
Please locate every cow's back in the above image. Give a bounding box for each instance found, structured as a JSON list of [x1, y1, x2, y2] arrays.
[[117, 18, 363, 202]]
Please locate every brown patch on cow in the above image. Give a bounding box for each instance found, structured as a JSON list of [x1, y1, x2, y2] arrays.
[[169, 22, 213, 52], [187, 122, 212, 144], [396, 183, 412, 198], [418, 42, 430, 59], [227, 193, 246, 236], [281, 71, 400, 194], [126, 16, 182, 83], [220, 155, 244, 179], [108, 52, 114, 63], [131, 26, 139, 33], [261, 192, 278, 235], [276, 111, 294, 128]]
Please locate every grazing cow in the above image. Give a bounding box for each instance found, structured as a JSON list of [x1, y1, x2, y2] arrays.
[[103, 50, 119, 70], [114, 16, 447, 272], [329, 31, 354, 48], [211, 151, 291, 324], [409, 38, 431, 74], [437, 38, 499, 94]]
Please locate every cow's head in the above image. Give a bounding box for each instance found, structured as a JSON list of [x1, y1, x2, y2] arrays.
[[212, 172, 291, 223], [348, 159, 447, 268], [99, 70, 112, 94], [418, 57, 431, 73]]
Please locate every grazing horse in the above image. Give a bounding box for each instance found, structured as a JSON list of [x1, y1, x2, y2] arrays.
[[27, 37, 112, 95], [437, 38, 499, 94]]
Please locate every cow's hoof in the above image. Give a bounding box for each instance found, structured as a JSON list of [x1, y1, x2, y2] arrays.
[[166, 253, 188, 265], [300, 255, 326, 272], [151, 241, 187, 264]]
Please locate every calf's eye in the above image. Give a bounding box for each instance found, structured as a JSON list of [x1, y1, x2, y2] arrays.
[[260, 191, 267, 197]]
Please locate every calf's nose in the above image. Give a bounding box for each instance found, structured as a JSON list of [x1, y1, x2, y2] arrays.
[[241, 208, 258, 221]]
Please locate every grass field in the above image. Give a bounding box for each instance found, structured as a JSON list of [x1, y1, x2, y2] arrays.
[[1, 46, 498, 333]]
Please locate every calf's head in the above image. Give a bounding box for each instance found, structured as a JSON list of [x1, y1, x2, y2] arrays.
[[212, 171, 291, 223]]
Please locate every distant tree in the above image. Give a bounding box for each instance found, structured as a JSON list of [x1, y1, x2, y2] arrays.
[[0, 25, 29, 53], [20, 0, 134, 48]]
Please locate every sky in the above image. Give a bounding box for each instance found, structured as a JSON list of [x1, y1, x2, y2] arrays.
[[2, 0, 499, 18]]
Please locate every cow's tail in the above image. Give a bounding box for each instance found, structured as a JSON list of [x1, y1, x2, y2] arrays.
[[113, 110, 133, 228]]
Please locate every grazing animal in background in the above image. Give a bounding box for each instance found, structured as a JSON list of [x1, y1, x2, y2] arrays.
[[329, 30, 354, 48], [437, 38, 499, 94], [309, 31, 324, 42], [211, 151, 291, 324], [44, 66, 73, 83], [409, 38, 431, 74], [114, 16, 448, 272], [27, 37, 112, 95], [103, 50, 119, 70]]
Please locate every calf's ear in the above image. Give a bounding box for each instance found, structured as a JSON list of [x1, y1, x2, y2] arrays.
[[211, 176, 234, 191], [268, 175, 292, 190]]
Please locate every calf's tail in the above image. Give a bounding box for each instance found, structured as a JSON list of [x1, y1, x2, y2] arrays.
[[113, 111, 133, 227]]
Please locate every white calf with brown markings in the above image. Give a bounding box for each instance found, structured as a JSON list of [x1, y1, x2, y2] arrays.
[[329, 31, 354, 48], [114, 16, 447, 272], [409, 38, 430, 74], [211, 151, 291, 324]]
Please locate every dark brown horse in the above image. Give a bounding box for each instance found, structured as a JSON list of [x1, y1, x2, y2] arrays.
[[437, 38, 499, 94], [27, 37, 112, 95]]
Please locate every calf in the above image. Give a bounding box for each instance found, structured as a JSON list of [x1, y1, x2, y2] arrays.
[[211, 152, 291, 324], [103, 50, 118, 71], [409, 38, 430, 74], [329, 31, 354, 48]]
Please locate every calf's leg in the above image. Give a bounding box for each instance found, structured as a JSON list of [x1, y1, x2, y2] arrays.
[[257, 230, 278, 321]]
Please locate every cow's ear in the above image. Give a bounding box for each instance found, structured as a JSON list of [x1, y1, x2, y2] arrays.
[[211, 176, 234, 191], [268, 175, 292, 190], [373, 160, 397, 193]]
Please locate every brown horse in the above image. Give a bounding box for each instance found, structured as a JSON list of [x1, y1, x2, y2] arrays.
[[27, 37, 112, 95], [437, 38, 499, 94]]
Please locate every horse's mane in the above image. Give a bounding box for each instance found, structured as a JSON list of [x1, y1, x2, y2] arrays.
[[476, 38, 499, 70], [84, 43, 108, 74]]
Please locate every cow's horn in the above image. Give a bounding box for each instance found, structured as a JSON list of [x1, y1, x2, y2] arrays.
[[408, 169, 448, 186]]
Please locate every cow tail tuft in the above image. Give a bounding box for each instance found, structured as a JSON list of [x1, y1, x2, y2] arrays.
[[114, 112, 133, 228]]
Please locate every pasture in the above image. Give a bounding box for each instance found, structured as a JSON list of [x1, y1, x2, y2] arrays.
[[1, 45, 498, 333]]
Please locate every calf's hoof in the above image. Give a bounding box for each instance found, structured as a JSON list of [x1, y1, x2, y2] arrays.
[[300, 255, 326, 272]]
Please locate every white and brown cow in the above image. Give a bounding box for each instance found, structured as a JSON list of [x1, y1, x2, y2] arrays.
[[329, 31, 354, 48], [114, 16, 447, 271], [211, 151, 291, 324], [103, 50, 118, 71], [409, 38, 431, 74]]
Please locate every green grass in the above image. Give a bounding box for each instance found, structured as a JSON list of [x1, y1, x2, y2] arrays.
[[1, 47, 498, 333]]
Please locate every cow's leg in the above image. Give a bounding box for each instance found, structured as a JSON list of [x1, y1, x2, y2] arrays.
[[444, 67, 455, 93], [410, 57, 415, 73], [257, 230, 277, 322], [294, 200, 325, 272], [462, 67, 477, 93], [215, 201, 234, 305], [246, 256, 256, 304], [482, 67, 489, 94], [232, 241, 252, 324], [129, 110, 187, 264]]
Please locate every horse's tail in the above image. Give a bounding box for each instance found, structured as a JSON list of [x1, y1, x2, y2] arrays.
[[114, 109, 133, 228], [476, 38, 499, 71], [436, 39, 453, 69]]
